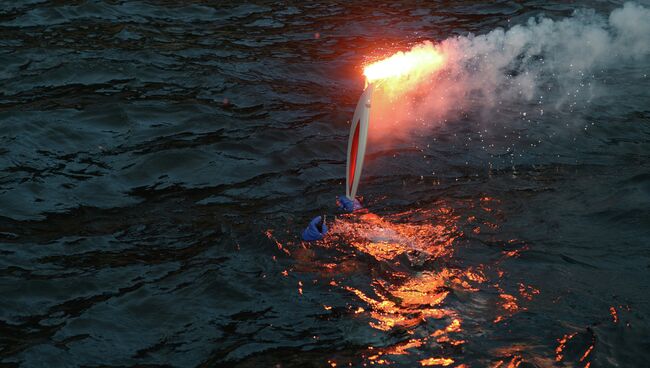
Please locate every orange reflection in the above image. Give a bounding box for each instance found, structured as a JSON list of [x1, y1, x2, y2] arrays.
[[518, 283, 540, 301], [420, 357, 455, 366], [493, 292, 525, 324], [323, 208, 460, 263], [383, 338, 423, 355], [506, 356, 523, 368], [554, 331, 596, 367], [609, 306, 618, 323], [265, 197, 551, 366], [499, 294, 520, 312], [265, 229, 291, 255], [491, 346, 526, 368], [580, 344, 594, 362], [325, 206, 466, 364], [555, 332, 577, 361]]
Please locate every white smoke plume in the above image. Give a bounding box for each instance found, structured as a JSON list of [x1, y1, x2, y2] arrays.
[[367, 2, 650, 143]]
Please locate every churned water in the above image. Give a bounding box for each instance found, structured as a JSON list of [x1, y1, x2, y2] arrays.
[[0, 1, 649, 367]]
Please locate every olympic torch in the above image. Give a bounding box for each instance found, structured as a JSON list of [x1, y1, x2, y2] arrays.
[[343, 42, 445, 207], [345, 82, 375, 201]]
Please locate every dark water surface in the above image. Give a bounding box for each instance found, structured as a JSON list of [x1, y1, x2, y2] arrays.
[[1, 1, 649, 367]]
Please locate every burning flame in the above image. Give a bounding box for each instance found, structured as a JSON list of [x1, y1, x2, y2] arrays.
[[358, 42, 447, 141], [363, 42, 445, 85]]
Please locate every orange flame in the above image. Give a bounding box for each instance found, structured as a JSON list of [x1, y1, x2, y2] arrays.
[[363, 42, 445, 86]]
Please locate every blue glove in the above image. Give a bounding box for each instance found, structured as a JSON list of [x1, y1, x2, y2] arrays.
[[301, 216, 328, 241], [337, 195, 362, 212]]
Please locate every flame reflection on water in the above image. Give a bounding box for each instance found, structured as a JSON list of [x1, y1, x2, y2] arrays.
[[296, 202, 509, 365], [319, 203, 533, 366], [267, 198, 602, 366]]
